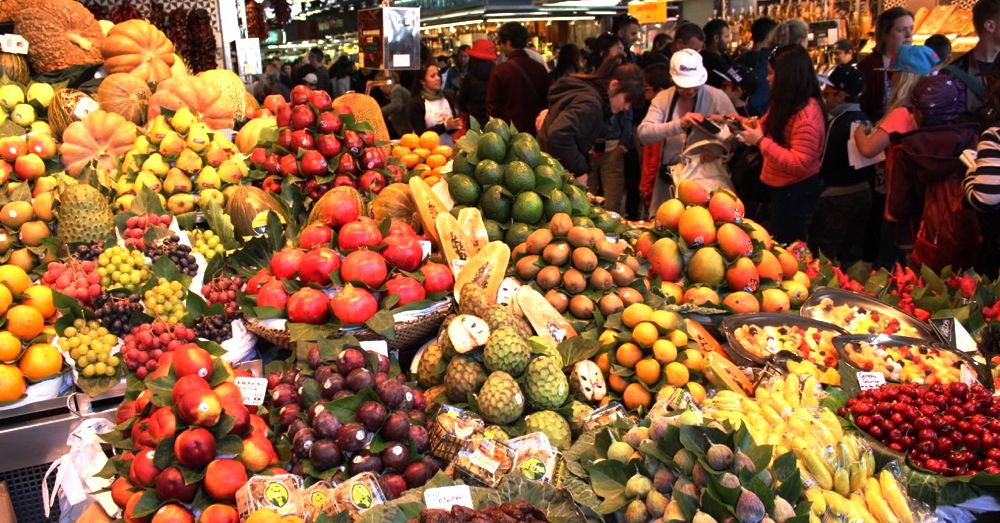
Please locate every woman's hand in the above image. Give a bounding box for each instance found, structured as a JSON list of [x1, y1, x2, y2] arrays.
[[445, 117, 461, 131], [739, 126, 764, 147], [680, 112, 704, 129], [854, 124, 871, 142]]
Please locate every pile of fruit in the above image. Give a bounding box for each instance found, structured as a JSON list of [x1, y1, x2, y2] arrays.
[[0, 265, 62, 403], [390, 131, 453, 187]]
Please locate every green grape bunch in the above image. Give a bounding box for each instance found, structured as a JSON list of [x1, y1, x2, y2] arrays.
[[62, 319, 120, 378]]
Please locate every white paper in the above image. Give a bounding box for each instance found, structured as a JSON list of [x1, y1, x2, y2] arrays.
[[0, 34, 28, 54], [236, 376, 268, 405], [360, 340, 389, 357], [419, 240, 432, 261], [496, 277, 521, 307], [961, 148, 978, 170], [857, 371, 886, 390], [393, 54, 411, 68], [73, 98, 99, 121], [423, 485, 473, 511], [450, 259, 467, 277], [848, 122, 885, 169]]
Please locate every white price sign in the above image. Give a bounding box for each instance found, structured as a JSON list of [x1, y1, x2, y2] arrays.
[[236, 376, 269, 405], [419, 240, 432, 261], [856, 372, 886, 391], [73, 98, 99, 120], [451, 259, 467, 277], [424, 485, 473, 511], [360, 340, 389, 357], [0, 34, 28, 54]]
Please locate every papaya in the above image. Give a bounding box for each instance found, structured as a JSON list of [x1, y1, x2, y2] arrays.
[[410, 177, 450, 247], [717, 223, 753, 260], [684, 319, 727, 360], [457, 207, 488, 253], [436, 212, 477, 274], [703, 351, 754, 396], [655, 198, 685, 231], [516, 285, 578, 347], [678, 206, 717, 247], [455, 241, 510, 304]]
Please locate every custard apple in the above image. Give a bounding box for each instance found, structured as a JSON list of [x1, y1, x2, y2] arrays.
[[444, 356, 487, 403], [567, 400, 594, 436], [459, 284, 490, 316], [57, 183, 114, 248], [483, 425, 510, 443], [525, 410, 572, 450], [484, 327, 531, 376], [477, 371, 524, 425], [525, 356, 569, 410], [417, 343, 447, 388]]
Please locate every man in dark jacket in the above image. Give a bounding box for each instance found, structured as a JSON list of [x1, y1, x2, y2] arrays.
[[613, 14, 641, 63], [735, 18, 777, 117], [538, 78, 608, 178], [950, 0, 1000, 119], [808, 65, 874, 267], [487, 22, 551, 135]]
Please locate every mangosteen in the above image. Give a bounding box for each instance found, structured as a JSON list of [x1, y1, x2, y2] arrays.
[[349, 452, 383, 475], [376, 379, 406, 409], [345, 368, 375, 392], [307, 345, 322, 369], [332, 390, 354, 401], [278, 403, 302, 428], [315, 365, 338, 385], [286, 418, 308, 440], [381, 442, 411, 473], [404, 461, 433, 489], [381, 412, 410, 442], [409, 425, 429, 451], [376, 354, 390, 374], [292, 428, 317, 458], [408, 409, 427, 427], [336, 422, 369, 453], [356, 401, 388, 432], [291, 461, 307, 476], [270, 383, 300, 407], [338, 348, 366, 376], [313, 410, 342, 440], [321, 374, 345, 400], [410, 389, 427, 412], [307, 403, 328, 423], [422, 455, 444, 475], [309, 439, 343, 470], [381, 473, 408, 500]]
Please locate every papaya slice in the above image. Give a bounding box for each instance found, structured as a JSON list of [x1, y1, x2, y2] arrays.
[[431, 179, 455, 210], [457, 207, 488, 253], [436, 212, 477, 276], [455, 241, 510, 304], [684, 319, 728, 360], [409, 177, 449, 247], [703, 351, 754, 396], [517, 285, 578, 347]]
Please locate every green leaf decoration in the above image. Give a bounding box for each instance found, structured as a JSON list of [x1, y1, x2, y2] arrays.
[[364, 309, 395, 340], [132, 490, 165, 518], [215, 434, 244, 457], [204, 199, 239, 249], [153, 436, 177, 470], [326, 387, 380, 424]]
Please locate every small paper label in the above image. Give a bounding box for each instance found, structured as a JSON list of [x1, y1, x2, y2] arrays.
[[496, 277, 521, 307], [0, 34, 28, 54], [217, 128, 236, 141], [73, 98, 99, 120], [419, 240, 432, 260], [360, 340, 388, 357], [235, 376, 268, 405], [931, 317, 979, 354], [469, 449, 501, 473], [423, 485, 474, 511], [393, 54, 411, 68], [451, 259, 467, 277], [857, 372, 886, 391]]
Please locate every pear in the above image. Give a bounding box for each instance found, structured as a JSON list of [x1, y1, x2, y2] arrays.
[[217, 159, 243, 185], [163, 168, 193, 194], [198, 188, 225, 209], [195, 166, 220, 190], [186, 123, 211, 153], [121, 151, 141, 175], [203, 143, 228, 167], [170, 107, 197, 134], [32, 192, 54, 221], [235, 158, 249, 176], [116, 176, 135, 196], [114, 195, 135, 212], [133, 135, 152, 155], [146, 115, 171, 144], [26, 83, 54, 108], [133, 170, 162, 193], [212, 131, 237, 154], [175, 149, 203, 174], [0, 84, 24, 111], [0, 108, 6, 124], [167, 193, 197, 214], [159, 131, 186, 156], [142, 153, 170, 177], [11, 103, 35, 126], [30, 121, 51, 136]]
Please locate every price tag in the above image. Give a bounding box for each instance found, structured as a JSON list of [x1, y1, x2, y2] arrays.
[[550, 326, 567, 343], [451, 259, 467, 277], [360, 340, 388, 357], [496, 277, 521, 307], [73, 98, 99, 120], [0, 34, 28, 54], [423, 485, 473, 511], [236, 376, 269, 405], [931, 317, 979, 354], [856, 372, 886, 391], [419, 240, 432, 260], [469, 449, 501, 474], [217, 128, 236, 141]]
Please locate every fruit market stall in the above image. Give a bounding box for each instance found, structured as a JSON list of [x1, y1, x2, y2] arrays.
[[3, 1, 1000, 521]]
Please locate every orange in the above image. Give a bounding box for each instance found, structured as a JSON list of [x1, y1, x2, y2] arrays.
[[599, 329, 617, 345], [391, 145, 410, 158], [246, 509, 282, 523], [418, 131, 440, 150], [412, 147, 431, 159], [413, 164, 430, 175], [682, 349, 706, 372], [608, 373, 628, 394], [623, 383, 652, 411], [686, 382, 707, 404], [0, 265, 30, 295], [432, 145, 453, 159], [595, 352, 610, 375], [6, 305, 43, 340], [652, 339, 678, 364], [650, 310, 680, 332], [399, 133, 420, 149], [660, 281, 683, 303], [632, 322, 659, 348], [19, 343, 61, 381], [400, 153, 421, 169], [0, 331, 22, 362], [616, 343, 643, 369], [635, 359, 661, 386], [621, 303, 653, 328], [665, 361, 689, 387], [0, 364, 25, 402], [669, 330, 689, 348], [21, 285, 55, 319], [426, 153, 447, 169], [0, 284, 11, 316]]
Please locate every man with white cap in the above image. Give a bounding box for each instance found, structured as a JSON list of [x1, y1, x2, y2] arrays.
[[638, 49, 736, 212]]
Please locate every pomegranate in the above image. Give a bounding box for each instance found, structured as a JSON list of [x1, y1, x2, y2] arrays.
[[358, 170, 387, 193], [382, 235, 424, 272], [387, 220, 417, 238], [338, 217, 382, 251], [298, 248, 341, 286], [340, 250, 388, 288], [333, 176, 357, 188], [420, 262, 454, 294], [299, 223, 334, 249], [256, 280, 288, 310], [245, 269, 273, 294], [330, 284, 378, 325], [308, 90, 332, 111], [386, 276, 426, 306], [287, 288, 330, 324], [269, 248, 305, 280], [313, 188, 362, 228]]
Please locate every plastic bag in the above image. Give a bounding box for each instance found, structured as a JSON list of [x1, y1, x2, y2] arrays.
[[669, 138, 734, 194], [42, 417, 117, 522]]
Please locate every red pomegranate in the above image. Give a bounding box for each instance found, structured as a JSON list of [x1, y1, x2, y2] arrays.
[[269, 248, 305, 280], [337, 217, 383, 251], [298, 248, 341, 286], [382, 235, 424, 272], [245, 269, 273, 294], [420, 262, 454, 294], [313, 188, 362, 228], [330, 284, 378, 325], [256, 280, 288, 310], [340, 250, 388, 288], [299, 223, 334, 250], [386, 276, 426, 306], [286, 288, 330, 324]]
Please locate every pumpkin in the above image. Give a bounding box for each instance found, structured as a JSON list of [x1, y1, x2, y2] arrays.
[[334, 92, 390, 146], [170, 54, 189, 77], [147, 75, 234, 130], [96, 73, 151, 125], [0, 53, 30, 85], [59, 109, 138, 179], [197, 69, 250, 122], [224, 185, 287, 240], [371, 183, 419, 229], [98, 20, 114, 36], [48, 88, 98, 138], [0, 0, 28, 23], [12, 0, 104, 73], [235, 116, 276, 153], [101, 20, 175, 83]]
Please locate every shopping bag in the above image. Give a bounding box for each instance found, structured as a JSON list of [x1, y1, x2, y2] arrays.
[[42, 417, 118, 522], [669, 138, 734, 193]]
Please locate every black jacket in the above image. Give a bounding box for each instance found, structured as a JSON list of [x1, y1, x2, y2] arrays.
[[819, 103, 875, 187], [459, 59, 493, 127], [407, 92, 457, 135], [538, 76, 609, 176]]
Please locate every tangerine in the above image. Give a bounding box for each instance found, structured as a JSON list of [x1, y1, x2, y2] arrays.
[[0, 331, 21, 361], [616, 343, 643, 369], [599, 329, 617, 345], [595, 352, 610, 375], [652, 339, 678, 364], [22, 285, 55, 319], [0, 364, 25, 401], [0, 264, 30, 295], [399, 133, 420, 149], [431, 145, 453, 158], [660, 281, 684, 303], [635, 359, 661, 386], [665, 361, 689, 387], [19, 343, 60, 380], [682, 349, 706, 372], [400, 153, 420, 169], [426, 153, 448, 169], [608, 373, 628, 394], [412, 147, 431, 159], [0, 284, 11, 316], [419, 131, 440, 150], [686, 382, 707, 404], [623, 383, 652, 411], [246, 509, 282, 523], [6, 305, 43, 340], [650, 310, 681, 331], [391, 145, 410, 159], [669, 330, 689, 347], [621, 303, 653, 328], [632, 322, 659, 348]]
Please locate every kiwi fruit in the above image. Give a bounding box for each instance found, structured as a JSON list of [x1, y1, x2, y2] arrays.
[[598, 293, 625, 316], [548, 213, 573, 237], [594, 239, 621, 261], [625, 255, 640, 271], [525, 229, 553, 254], [567, 226, 594, 248], [589, 268, 613, 291], [610, 262, 636, 287], [572, 248, 599, 272], [511, 243, 528, 261], [542, 242, 571, 266], [536, 265, 563, 290], [617, 287, 643, 306], [590, 228, 607, 244], [569, 295, 595, 319], [1, 201, 33, 230], [562, 268, 587, 294], [545, 289, 569, 313], [515, 255, 543, 281]]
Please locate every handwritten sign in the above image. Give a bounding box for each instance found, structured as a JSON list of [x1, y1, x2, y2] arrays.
[[419, 240, 432, 260], [236, 376, 269, 405], [424, 485, 474, 511], [856, 372, 886, 391]]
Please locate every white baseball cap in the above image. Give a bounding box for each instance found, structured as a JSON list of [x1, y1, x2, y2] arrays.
[[670, 49, 708, 89]]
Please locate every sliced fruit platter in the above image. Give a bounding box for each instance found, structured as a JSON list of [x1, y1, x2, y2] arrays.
[[835, 334, 985, 386], [800, 288, 939, 340], [721, 312, 846, 367]]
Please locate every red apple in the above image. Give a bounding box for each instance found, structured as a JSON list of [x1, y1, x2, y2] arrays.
[[290, 85, 310, 105], [203, 459, 248, 502], [317, 111, 343, 134], [111, 477, 136, 509], [176, 389, 222, 426], [241, 434, 278, 472], [150, 503, 194, 523], [155, 467, 198, 503], [300, 149, 328, 177], [290, 129, 314, 152], [245, 269, 273, 294], [315, 133, 342, 158], [172, 344, 214, 379], [279, 153, 299, 177], [309, 90, 333, 110], [199, 505, 240, 523], [290, 105, 316, 130], [129, 449, 161, 488], [263, 94, 287, 114]]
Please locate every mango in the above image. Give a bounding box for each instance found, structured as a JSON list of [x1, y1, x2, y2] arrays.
[[677, 180, 710, 206], [678, 206, 716, 247], [761, 288, 791, 312], [687, 247, 725, 286], [743, 218, 773, 250], [717, 223, 753, 260], [683, 286, 720, 306], [722, 291, 760, 313], [655, 198, 685, 231], [649, 237, 683, 282], [775, 248, 800, 279], [756, 250, 783, 282], [708, 189, 745, 223], [726, 257, 760, 292]]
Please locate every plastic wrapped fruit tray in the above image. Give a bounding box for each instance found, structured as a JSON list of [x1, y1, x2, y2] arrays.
[[720, 312, 847, 367], [800, 288, 940, 341], [834, 334, 989, 388]]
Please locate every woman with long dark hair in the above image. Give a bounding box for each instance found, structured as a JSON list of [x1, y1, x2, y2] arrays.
[[552, 43, 581, 80], [738, 45, 827, 244], [407, 63, 461, 145], [858, 7, 914, 121]]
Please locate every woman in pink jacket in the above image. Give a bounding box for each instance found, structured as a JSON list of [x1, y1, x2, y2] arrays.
[[739, 45, 827, 243]]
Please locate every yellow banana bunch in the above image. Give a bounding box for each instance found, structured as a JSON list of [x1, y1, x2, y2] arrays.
[[878, 470, 915, 523], [864, 478, 900, 523]]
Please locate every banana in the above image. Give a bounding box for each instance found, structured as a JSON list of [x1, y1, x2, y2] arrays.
[[863, 450, 875, 479], [741, 397, 763, 415], [837, 441, 855, 469], [851, 493, 880, 523], [798, 445, 834, 490], [805, 487, 827, 515], [802, 375, 820, 406], [835, 467, 851, 496], [865, 478, 900, 523], [849, 462, 866, 493], [785, 373, 801, 408], [762, 403, 784, 425], [821, 409, 845, 441], [879, 470, 915, 523], [756, 387, 771, 402], [823, 491, 852, 518]]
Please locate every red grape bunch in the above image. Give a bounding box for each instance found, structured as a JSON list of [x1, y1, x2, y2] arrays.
[[121, 321, 197, 379], [41, 259, 103, 304], [201, 276, 244, 318], [122, 214, 173, 251]]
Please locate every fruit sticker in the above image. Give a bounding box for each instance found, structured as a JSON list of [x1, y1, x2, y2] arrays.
[[518, 457, 547, 480], [350, 483, 373, 509], [264, 482, 290, 508], [310, 491, 329, 510]]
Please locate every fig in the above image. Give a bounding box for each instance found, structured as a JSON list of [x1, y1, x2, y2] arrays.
[[653, 467, 675, 494], [356, 401, 388, 432], [623, 499, 648, 523], [381, 412, 410, 441], [336, 422, 368, 453], [607, 441, 634, 464], [773, 496, 795, 523], [735, 489, 765, 523], [381, 442, 411, 473], [421, 455, 444, 475], [408, 409, 426, 427], [376, 379, 407, 409], [410, 389, 426, 411], [624, 426, 650, 449], [692, 462, 709, 487], [332, 390, 353, 400], [646, 490, 669, 518], [309, 439, 343, 470], [707, 444, 734, 471], [719, 472, 740, 489], [344, 368, 375, 392], [292, 428, 316, 458], [338, 348, 366, 376], [349, 452, 382, 475], [692, 512, 719, 523], [624, 474, 652, 499], [375, 354, 390, 374], [733, 450, 756, 474], [313, 410, 342, 440]]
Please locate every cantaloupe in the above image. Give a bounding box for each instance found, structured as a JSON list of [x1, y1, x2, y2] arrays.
[[333, 92, 390, 145], [197, 68, 250, 122]]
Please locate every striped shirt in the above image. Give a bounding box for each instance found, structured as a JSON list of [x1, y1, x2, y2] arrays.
[[967, 127, 1000, 212]]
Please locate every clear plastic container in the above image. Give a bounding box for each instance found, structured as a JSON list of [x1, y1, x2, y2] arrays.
[[583, 402, 628, 431], [303, 481, 336, 521], [235, 474, 306, 520], [509, 432, 565, 486], [331, 472, 385, 518], [453, 433, 514, 487], [429, 404, 485, 461]]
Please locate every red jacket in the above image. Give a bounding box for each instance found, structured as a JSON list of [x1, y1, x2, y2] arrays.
[[486, 50, 551, 136], [759, 98, 826, 188]]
